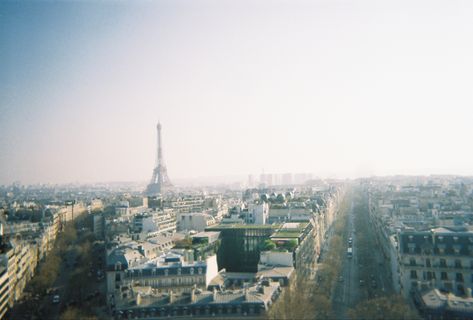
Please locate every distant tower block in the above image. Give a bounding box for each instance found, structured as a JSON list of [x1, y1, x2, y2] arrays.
[[146, 122, 173, 196]]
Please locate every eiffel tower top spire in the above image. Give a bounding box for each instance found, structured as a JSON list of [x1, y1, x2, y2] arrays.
[[156, 122, 163, 167], [146, 122, 172, 196]]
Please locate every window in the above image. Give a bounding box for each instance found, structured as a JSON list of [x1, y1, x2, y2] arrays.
[[410, 270, 418, 279], [190, 268, 194, 275], [456, 273, 463, 282], [455, 260, 462, 269], [440, 259, 447, 268], [441, 272, 448, 280], [453, 245, 461, 255], [426, 259, 431, 268], [409, 258, 416, 266], [444, 282, 453, 291]]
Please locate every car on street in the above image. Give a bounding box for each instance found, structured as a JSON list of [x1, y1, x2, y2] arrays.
[[52, 295, 60, 304]]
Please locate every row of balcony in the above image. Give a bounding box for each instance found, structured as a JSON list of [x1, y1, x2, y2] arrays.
[[403, 263, 473, 271]]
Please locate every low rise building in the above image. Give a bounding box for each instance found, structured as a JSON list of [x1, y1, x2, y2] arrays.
[[178, 213, 216, 232]]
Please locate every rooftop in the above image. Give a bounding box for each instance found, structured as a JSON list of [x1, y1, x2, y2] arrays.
[[207, 224, 280, 230], [420, 288, 473, 312]]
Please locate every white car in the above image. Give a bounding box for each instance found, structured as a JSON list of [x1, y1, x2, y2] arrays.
[[52, 295, 60, 304]]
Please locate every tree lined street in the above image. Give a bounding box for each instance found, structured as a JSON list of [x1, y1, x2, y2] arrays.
[[269, 186, 419, 319], [9, 214, 107, 320]]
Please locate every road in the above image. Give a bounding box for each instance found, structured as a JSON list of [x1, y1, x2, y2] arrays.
[[332, 200, 360, 319], [332, 192, 395, 319]]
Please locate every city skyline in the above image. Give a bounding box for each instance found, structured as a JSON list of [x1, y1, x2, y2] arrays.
[[2, 0, 473, 185]]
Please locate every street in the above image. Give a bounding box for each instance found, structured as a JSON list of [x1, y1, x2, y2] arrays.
[[332, 193, 395, 319]]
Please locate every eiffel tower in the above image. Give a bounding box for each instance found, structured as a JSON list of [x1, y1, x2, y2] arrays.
[[146, 122, 173, 195]]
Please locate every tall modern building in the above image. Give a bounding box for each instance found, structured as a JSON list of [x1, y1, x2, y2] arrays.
[[146, 123, 173, 196]]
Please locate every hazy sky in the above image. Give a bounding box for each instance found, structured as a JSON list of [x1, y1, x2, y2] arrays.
[[2, 0, 473, 185]]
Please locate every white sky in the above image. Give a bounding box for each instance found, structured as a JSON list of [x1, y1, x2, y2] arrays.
[[1, 0, 473, 184]]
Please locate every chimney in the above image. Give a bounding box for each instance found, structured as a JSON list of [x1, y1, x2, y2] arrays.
[[212, 287, 217, 301], [191, 285, 196, 303], [244, 284, 249, 301], [169, 290, 173, 303], [466, 288, 472, 298]]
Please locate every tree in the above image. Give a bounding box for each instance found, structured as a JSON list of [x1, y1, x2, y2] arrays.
[[312, 294, 332, 319], [261, 239, 276, 251], [347, 295, 421, 320], [60, 307, 81, 320], [174, 237, 193, 249], [60, 307, 98, 320], [283, 239, 297, 252]]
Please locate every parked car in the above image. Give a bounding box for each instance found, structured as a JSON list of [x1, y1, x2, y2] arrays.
[[52, 295, 60, 304]]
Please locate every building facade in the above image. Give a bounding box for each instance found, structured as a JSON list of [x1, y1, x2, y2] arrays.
[[398, 227, 473, 298]]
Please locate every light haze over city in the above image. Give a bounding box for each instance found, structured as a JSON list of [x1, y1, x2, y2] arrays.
[[2, 0, 473, 185]]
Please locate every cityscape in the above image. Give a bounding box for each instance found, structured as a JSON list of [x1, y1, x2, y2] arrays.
[[2, 1, 473, 320]]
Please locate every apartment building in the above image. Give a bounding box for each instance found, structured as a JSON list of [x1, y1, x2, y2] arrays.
[[398, 227, 473, 298], [0, 265, 9, 319], [132, 210, 177, 238], [245, 203, 269, 225]]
